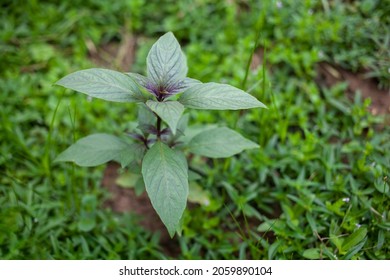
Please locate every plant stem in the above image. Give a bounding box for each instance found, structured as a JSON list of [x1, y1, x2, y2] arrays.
[[156, 115, 162, 141], [143, 137, 149, 149]]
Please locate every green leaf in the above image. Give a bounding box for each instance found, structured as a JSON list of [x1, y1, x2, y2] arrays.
[[55, 68, 144, 103], [330, 233, 343, 252], [188, 182, 210, 206], [257, 219, 284, 232], [141, 142, 188, 237], [147, 32, 187, 88], [374, 178, 389, 194], [116, 172, 141, 188], [176, 77, 202, 92], [182, 77, 202, 86], [306, 212, 318, 233], [137, 103, 156, 134], [178, 124, 218, 145], [303, 248, 321, 259], [188, 127, 259, 158], [77, 194, 97, 232], [377, 230, 385, 250], [268, 240, 281, 260], [134, 177, 146, 196], [188, 170, 202, 181], [126, 72, 149, 87], [179, 82, 266, 110], [342, 237, 367, 259], [341, 227, 368, 252], [77, 215, 96, 232], [176, 113, 190, 136], [146, 100, 184, 134], [55, 133, 140, 168]]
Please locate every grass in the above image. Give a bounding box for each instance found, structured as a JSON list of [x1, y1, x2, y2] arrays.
[[1, 0, 389, 259]]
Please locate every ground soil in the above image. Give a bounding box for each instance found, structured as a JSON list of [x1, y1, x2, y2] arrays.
[[316, 62, 390, 115], [102, 162, 181, 257], [101, 163, 174, 245], [87, 33, 136, 71], [251, 48, 390, 115]]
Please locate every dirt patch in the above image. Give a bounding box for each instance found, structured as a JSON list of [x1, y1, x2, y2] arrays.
[[316, 62, 390, 115], [250, 48, 390, 115], [102, 162, 179, 254], [86, 32, 136, 71], [250, 47, 265, 71]]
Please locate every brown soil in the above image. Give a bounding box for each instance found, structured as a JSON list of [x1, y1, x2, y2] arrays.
[[250, 48, 390, 116], [316, 62, 390, 115], [101, 163, 174, 245], [87, 32, 136, 71], [250, 47, 265, 70]]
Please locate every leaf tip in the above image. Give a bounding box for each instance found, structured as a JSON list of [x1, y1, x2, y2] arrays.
[[259, 102, 268, 109], [54, 79, 63, 87], [53, 153, 68, 164], [168, 228, 176, 238]]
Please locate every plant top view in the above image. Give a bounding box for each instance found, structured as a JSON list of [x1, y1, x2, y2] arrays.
[[0, 0, 389, 260], [54, 32, 266, 236]]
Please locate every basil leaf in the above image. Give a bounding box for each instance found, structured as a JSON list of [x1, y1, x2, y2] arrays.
[[146, 32, 187, 88], [141, 142, 188, 237], [188, 127, 259, 158], [146, 100, 184, 134], [56, 68, 144, 103], [55, 133, 141, 168], [179, 82, 266, 110]]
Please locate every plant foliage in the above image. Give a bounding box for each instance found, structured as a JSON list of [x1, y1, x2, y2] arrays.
[[55, 32, 266, 236]]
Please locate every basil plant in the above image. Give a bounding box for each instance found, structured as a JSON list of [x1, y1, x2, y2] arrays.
[[55, 32, 266, 237]]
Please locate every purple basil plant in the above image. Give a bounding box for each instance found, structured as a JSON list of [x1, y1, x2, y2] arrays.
[[55, 32, 266, 237]]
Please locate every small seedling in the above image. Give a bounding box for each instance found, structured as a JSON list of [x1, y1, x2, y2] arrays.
[[55, 32, 266, 237]]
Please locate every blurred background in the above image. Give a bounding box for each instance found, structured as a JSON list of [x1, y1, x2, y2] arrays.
[[0, 0, 389, 259]]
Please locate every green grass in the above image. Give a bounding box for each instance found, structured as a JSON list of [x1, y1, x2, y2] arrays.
[[1, 0, 389, 259]]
